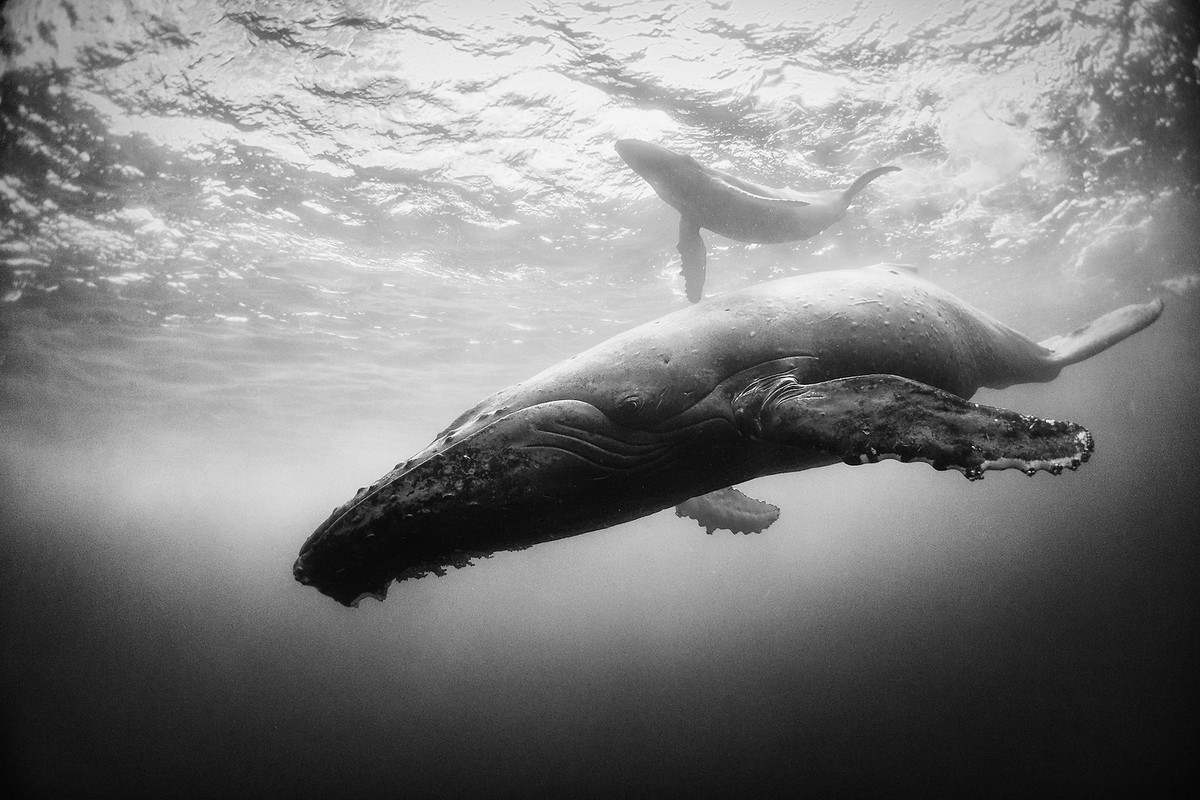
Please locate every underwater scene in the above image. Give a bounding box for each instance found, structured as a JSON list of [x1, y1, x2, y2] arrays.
[[2, 0, 1198, 797]]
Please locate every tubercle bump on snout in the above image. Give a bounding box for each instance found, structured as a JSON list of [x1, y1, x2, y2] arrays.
[[293, 411, 559, 605]]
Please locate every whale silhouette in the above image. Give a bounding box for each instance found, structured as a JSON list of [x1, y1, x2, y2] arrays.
[[294, 265, 1163, 606], [616, 139, 899, 301]]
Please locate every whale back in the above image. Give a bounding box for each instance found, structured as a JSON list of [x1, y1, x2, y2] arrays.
[[441, 266, 1053, 442]]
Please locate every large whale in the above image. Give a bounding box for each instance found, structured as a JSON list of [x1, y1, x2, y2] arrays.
[[294, 266, 1163, 606], [616, 139, 899, 302]]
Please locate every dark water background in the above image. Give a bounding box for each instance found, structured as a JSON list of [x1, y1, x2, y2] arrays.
[[2, 1, 1198, 797]]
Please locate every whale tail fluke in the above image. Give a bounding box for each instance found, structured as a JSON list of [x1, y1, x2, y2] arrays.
[[842, 165, 901, 203], [1038, 297, 1165, 367]]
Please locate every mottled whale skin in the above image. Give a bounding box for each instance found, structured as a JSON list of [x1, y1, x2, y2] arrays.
[[616, 139, 900, 301], [294, 265, 1163, 606]]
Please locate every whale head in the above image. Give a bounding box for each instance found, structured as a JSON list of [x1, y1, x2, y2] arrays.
[[293, 397, 733, 606], [615, 138, 681, 175], [615, 139, 707, 206]]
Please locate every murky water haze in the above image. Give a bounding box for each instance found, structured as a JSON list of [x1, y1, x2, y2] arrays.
[[2, 0, 1198, 797]]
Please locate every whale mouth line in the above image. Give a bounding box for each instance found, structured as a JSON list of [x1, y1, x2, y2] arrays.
[[525, 437, 666, 472], [523, 411, 743, 488], [527, 417, 691, 474]]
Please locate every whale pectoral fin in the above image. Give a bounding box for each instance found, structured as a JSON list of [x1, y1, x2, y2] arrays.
[[735, 373, 1094, 480], [677, 216, 707, 303], [675, 486, 781, 534]]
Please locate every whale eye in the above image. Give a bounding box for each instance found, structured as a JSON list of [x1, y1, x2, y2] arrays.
[[614, 393, 642, 420]]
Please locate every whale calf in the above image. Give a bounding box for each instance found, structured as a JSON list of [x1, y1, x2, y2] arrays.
[[294, 265, 1163, 606], [616, 139, 899, 301]]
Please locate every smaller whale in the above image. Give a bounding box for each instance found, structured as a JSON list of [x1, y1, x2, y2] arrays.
[[616, 139, 899, 302]]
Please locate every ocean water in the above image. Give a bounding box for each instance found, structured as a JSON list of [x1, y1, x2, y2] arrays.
[[1, 0, 1198, 797]]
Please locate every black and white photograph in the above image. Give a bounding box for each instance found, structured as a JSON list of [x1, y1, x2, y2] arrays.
[[2, 1, 1197, 797]]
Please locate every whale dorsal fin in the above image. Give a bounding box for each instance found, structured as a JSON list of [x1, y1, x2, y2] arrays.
[[869, 262, 918, 275], [699, 163, 813, 206], [675, 486, 780, 534], [724, 181, 813, 206]]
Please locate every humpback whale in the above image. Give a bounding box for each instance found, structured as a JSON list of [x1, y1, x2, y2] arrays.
[[616, 139, 899, 301], [294, 265, 1163, 606]]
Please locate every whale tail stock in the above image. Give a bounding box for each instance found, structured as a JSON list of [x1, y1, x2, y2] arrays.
[[1038, 297, 1165, 367], [842, 165, 901, 203]]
